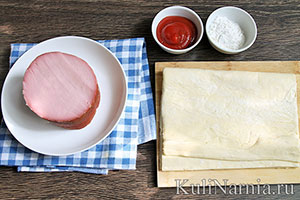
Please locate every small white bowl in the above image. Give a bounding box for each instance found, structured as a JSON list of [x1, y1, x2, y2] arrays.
[[152, 6, 204, 54], [206, 6, 257, 54]]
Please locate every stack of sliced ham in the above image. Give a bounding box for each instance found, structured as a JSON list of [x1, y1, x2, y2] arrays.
[[23, 52, 100, 129]]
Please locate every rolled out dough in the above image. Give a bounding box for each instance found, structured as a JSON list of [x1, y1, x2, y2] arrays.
[[162, 155, 300, 171], [161, 68, 300, 170]]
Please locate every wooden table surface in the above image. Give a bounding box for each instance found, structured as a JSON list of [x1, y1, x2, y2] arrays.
[[0, 0, 300, 199]]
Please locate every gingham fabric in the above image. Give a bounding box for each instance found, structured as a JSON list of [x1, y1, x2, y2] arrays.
[[0, 38, 156, 174]]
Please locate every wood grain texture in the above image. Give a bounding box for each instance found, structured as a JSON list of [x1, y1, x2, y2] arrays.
[[1, 0, 300, 199]]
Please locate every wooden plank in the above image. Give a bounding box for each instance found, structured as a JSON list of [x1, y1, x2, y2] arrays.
[[156, 61, 300, 187]]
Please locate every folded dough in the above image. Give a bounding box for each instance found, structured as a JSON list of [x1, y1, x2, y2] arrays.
[[161, 68, 300, 170], [162, 156, 300, 171]]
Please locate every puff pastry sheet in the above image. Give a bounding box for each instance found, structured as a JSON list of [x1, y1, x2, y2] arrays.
[[161, 68, 300, 171]]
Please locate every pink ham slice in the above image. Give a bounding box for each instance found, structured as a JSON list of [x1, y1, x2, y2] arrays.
[[23, 52, 100, 129]]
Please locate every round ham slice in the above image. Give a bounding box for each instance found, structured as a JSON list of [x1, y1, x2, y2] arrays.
[[23, 52, 100, 129]]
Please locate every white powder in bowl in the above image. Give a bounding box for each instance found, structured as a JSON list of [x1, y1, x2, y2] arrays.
[[208, 16, 245, 50]]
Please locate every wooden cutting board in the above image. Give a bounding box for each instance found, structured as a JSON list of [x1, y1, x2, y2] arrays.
[[155, 61, 300, 188]]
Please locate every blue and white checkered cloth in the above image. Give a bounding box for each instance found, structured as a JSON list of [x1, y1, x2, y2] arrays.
[[0, 38, 156, 174]]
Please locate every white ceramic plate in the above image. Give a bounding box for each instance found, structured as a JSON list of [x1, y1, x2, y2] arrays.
[[1, 36, 127, 156]]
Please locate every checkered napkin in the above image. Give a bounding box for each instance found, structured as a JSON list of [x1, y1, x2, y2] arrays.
[[0, 38, 156, 174]]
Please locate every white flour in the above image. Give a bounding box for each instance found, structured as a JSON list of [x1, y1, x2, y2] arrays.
[[208, 16, 245, 50]]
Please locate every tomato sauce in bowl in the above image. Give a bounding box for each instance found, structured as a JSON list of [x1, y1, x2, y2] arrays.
[[151, 6, 204, 54], [156, 16, 197, 50]]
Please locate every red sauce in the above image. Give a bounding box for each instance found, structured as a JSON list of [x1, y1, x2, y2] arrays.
[[156, 16, 197, 50]]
